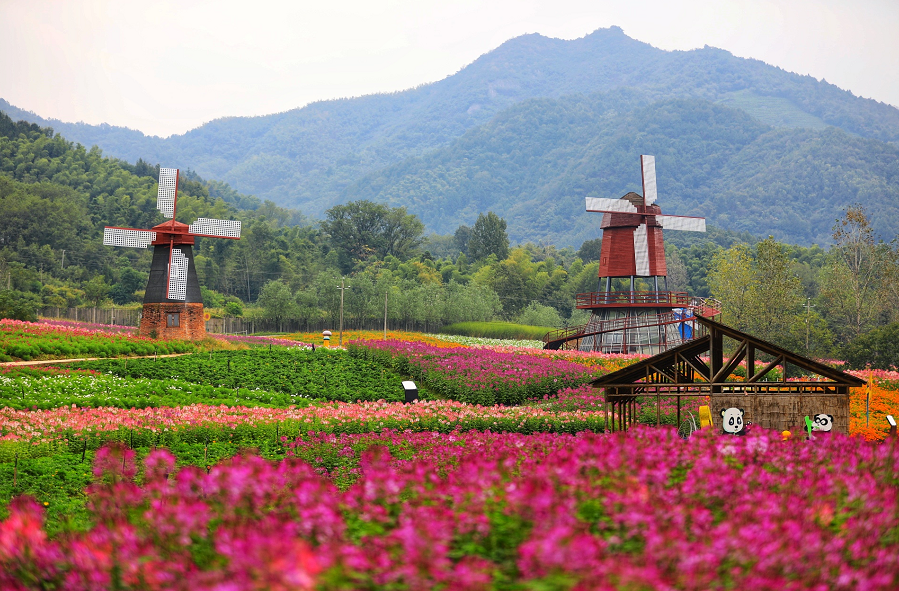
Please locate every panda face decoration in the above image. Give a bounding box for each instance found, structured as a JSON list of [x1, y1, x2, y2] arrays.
[[812, 414, 834, 432], [720, 407, 745, 435]]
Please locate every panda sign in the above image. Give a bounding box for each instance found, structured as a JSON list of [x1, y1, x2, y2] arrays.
[[812, 414, 833, 432], [721, 408, 746, 436]]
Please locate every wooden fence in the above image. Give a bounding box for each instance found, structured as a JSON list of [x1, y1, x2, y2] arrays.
[[39, 307, 442, 336]]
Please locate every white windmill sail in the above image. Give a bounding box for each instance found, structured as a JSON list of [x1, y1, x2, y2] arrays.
[[585, 197, 638, 213], [103, 227, 156, 248], [633, 224, 651, 276], [189, 218, 242, 239], [657, 215, 706, 232], [641, 155, 657, 206], [167, 248, 189, 301], [157, 168, 179, 219]]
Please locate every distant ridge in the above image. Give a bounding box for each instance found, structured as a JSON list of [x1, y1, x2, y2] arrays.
[[3, 27, 898, 246]]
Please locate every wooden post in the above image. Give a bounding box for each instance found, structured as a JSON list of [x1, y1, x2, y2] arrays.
[[656, 390, 661, 427], [676, 396, 681, 427]]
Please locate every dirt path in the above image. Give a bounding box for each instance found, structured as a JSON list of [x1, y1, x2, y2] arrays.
[[0, 353, 191, 368]]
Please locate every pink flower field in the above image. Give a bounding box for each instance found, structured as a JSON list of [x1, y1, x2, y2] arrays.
[[2, 428, 898, 590], [348, 340, 595, 405]]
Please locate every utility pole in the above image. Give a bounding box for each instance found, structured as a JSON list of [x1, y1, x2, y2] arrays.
[[384, 289, 388, 340], [244, 255, 251, 302], [61, 249, 65, 270], [336, 278, 351, 346], [805, 297, 815, 354]]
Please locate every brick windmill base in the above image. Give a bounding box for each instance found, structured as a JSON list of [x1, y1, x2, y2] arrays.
[[139, 243, 206, 340]]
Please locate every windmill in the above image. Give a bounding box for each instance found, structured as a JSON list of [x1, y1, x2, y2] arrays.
[[543, 155, 720, 353], [585, 155, 705, 287], [102, 167, 241, 339]]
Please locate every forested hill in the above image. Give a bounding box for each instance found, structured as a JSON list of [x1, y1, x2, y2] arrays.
[[346, 93, 899, 247], [3, 26, 898, 222]]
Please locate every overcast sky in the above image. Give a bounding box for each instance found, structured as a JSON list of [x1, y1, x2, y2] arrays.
[[2, 0, 897, 138]]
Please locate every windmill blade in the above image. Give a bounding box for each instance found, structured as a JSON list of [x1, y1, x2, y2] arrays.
[[586, 197, 638, 213], [167, 248, 189, 301], [157, 167, 179, 219], [641, 155, 657, 206], [103, 227, 156, 248], [188, 218, 242, 239], [657, 215, 706, 232], [633, 223, 651, 276]]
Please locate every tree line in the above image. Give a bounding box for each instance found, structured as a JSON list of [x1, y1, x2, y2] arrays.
[[2, 111, 899, 367]]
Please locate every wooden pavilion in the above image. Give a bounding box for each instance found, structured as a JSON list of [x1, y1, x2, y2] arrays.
[[591, 316, 865, 433]]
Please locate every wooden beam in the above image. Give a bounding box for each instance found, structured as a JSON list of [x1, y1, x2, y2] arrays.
[[649, 364, 677, 383], [748, 355, 784, 383], [712, 339, 748, 383], [683, 354, 711, 381]]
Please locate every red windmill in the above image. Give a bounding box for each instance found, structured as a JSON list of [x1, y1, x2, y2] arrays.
[[102, 168, 241, 339], [544, 155, 720, 353]]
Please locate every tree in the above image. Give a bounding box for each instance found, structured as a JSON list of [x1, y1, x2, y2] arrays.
[[709, 238, 807, 350], [454, 225, 472, 256], [517, 302, 562, 327], [576, 238, 603, 263], [753, 237, 804, 349], [256, 280, 296, 331], [665, 246, 689, 292], [708, 243, 755, 333], [0, 290, 38, 321], [468, 212, 509, 262], [82, 276, 110, 308], [843, 322, 899, 370], [109, 268, 145, 305], [820, 205, 894, 343], [322, 201, 424, 270]]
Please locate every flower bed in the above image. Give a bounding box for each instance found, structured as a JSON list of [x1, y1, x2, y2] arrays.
[[1, 319, 194, 362], [0, 372, 311, 411], [424, 333, 545, 349], [217, 333, 309, 348], [2, 427, 898, 590], [285, 330, 462, 348], [349, 340, 595, 405], [69, 349, 406, 403], [0, 400, 608, 457]]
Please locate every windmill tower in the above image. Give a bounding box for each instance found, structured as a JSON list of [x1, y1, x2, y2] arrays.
[[544, 155, 720, 353], [102, 168, 241, 340]]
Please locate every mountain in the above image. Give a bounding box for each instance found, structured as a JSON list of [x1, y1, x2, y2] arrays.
[[344, 93, 899, 246], [3, 27, 898, 220]]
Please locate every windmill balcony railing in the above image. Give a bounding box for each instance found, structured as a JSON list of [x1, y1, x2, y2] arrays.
[[575, 291, 693, 309]]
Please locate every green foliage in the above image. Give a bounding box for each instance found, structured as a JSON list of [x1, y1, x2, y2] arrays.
[[322, 200, 424, 271], [516, 302, 562, 328], [108, 268, 144, 305], [0, 324, 193, 362], [71, 349, 410, 403], [0, 370, 313, 410], [439, 321, 554, 340], [709, 238, 820, 353], [0, 290, 38, 322], [8, 26, 898, 230], [224, 300, 243, 317], [468, 211, 510, 261], [843, 323, 899, 370]]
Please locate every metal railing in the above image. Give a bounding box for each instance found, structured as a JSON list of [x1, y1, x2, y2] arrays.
[[575, 291, 692, 308], [544, 296, 722, 349], [543, 310, 703, 347]]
